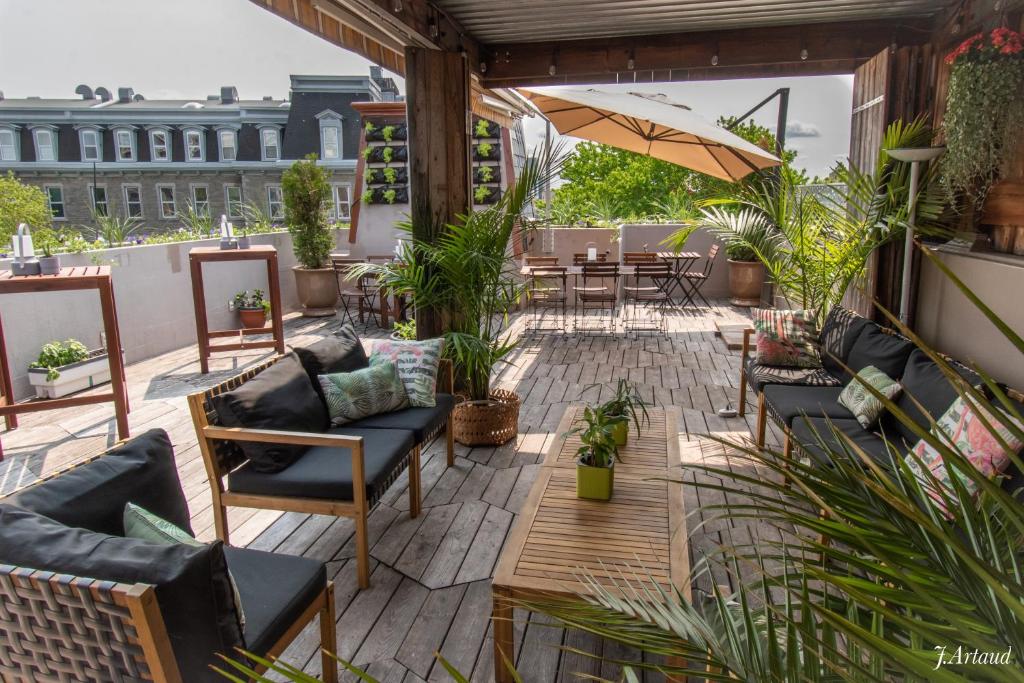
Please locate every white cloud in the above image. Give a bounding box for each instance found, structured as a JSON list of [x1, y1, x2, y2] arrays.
[[785, 121, 822, 138]]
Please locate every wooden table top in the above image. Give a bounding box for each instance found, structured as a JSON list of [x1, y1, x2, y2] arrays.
[[520, 252, 701, 276], [492, 405, 689, 598], [189, 245, 277, 261], [0, 266, 112, 292]]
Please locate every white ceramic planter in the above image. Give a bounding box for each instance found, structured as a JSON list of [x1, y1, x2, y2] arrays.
[[28, 350, 111, 399]]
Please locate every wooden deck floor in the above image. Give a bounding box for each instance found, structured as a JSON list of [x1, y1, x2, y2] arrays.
[[0, 304, 788, 682]]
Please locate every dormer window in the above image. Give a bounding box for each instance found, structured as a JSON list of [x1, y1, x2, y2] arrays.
[[31, 126, 57, 161], [316, 110, 343, 161], [149, 128, 170, 161], [184, 128, 205, 162], [78, 127, 102, 162], [114, 128, 136, 162], [218, 129, 237, 162], [0, 127, 18, 161], [260, 127, 280, 161]]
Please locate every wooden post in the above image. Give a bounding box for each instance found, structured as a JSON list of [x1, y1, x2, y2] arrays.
[[405, 46, 471, 339]]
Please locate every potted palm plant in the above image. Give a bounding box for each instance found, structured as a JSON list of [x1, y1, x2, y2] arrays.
[[283, 154, 337, 317], [569, 405, 619, 500], [597, 379, 649, 446], [233, 289, 269, 329]]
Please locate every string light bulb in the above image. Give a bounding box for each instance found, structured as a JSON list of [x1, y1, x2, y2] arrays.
[[392, 0, 402, 12], [800, 48, 808, 61], [627, 49, 636, 70], [711, 54, 719, 66]]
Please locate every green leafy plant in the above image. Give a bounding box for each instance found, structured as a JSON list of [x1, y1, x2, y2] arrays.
[[92, 211, 143, 246], [941, 28, 1024, 205], [597, 378, 650, 431], [30, 339, 89, 381], [240, 201, 273, 234], [381, 125, 396, 142], [365, 169, 379, 184], [475, 118, 493, 138], [176, 203, 213, 236], [473, 186, 492, 203], [478, 165, 494, 183], [476, 142, 493, 158], [33, 227, 59, 257], [361, 146, 373, 160], [361, 189, 374, 205], [381, 147, 394, 164], [0, 172, 51, 248], [392, 317, 416, 340], [568, 404, 620, 468], [586, 195, 621, 227], [363, 121, 376, 134], [653, 190, 698, 223], [382, 167, 397, 184], [232, 289, 266, 310], [382, 188, 397, 205], [282, 153, 333, 269]]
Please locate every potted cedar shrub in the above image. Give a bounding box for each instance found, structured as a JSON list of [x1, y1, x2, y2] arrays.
[[569, 405, 619, 501], [233, 289, 269, 329], [283, 154, 337, 317], [28, 339, 110, 399], [597, 378, 650, 446], [942, 27, 1024, 253]]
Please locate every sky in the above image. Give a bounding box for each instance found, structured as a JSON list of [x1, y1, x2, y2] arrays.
[[0, 0, 853, 178]]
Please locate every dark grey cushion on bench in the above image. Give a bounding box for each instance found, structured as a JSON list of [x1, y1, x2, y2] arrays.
[[7, 429, 191, 536], [347, 393, 456, 442], [744, 356, 842, 394], [819, 306, 874, 380], [228, 427, 415, 504], [881, 349, 981, 445], [293, 325, 369, 403], [224, 546, 326, 655], [845, 325, 914, 380], [763, 385, 853, 426], [790, 416, 904, 470]]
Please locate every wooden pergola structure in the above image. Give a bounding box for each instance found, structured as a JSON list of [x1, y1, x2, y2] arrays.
[[251, 0, 1019, 333]]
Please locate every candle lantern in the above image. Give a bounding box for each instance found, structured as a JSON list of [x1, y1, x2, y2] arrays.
[[219, 215, 238, 250], [585, 241, 597, 262], [11, 223, 41, 276]]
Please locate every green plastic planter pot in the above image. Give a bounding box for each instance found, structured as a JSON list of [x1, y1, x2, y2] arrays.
[[610, 420, 628, 446], [576, 457, 614, 501]]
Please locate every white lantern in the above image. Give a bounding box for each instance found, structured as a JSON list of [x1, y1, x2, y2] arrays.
[[586, 241, 597, 262], [11, 223, 41, 276]]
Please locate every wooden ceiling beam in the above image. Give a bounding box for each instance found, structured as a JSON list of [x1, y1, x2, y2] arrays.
[[479, 18, 936, 87]]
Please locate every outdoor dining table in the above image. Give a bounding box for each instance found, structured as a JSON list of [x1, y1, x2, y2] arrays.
[[520, 250, 702, 303]]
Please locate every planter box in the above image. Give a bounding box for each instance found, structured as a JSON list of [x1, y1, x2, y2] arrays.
[[473, 166, 501, 184], [28, 349, 111, 399], [472, 118, 500, 139], [366, 146, 408, 164], [366, 167, 409, 186], [473, 144, 501, 162], [365, 123, 408, 142], [474, 189, 501, 205], [576, 459, 614, 500], [365, 186, 410, 205]]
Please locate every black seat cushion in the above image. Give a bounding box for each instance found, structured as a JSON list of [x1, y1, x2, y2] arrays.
[[0, 504, 242, 683], [744, 355, 842, 394], [223, 546, 326, 655], [228, 427, 415, 504], [845, 325, 914, 379], [790, 417, 904, 471], [292, 325, 369, 403], [762, 385, 853, 426], [6, 429, 191, 536], [880, 349, 981, 446], [211, 352, 329, 473], [818, 307, 873, 380], [346, 393, 456, 442]]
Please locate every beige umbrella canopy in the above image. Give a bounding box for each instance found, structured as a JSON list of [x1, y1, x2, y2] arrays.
[[518, 86, 781, 181]]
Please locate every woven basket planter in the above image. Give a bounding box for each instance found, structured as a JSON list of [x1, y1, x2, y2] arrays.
[[452, 388, 520, 446]]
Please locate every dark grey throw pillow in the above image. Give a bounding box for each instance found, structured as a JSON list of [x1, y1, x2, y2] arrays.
[[210, 353, 328, 473], [6, 428, 192, 536], [293, 325, 369, 402], [0, 504, 243, 682]]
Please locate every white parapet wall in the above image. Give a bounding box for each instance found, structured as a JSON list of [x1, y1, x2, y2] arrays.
[[1, 229, 349, 400]]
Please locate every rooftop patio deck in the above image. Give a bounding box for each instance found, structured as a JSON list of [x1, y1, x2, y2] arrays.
[[0, 303, 789, 682]]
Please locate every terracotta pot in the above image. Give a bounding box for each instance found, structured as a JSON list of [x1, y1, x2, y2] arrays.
[[292, 266, 337, 317], [238, 308, 266, 329], [727, 259, 764, 306]]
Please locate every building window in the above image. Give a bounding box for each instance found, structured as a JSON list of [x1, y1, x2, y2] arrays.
[[260, 128, 280, 161], [114, 129, 135, 161], [122, 184, 143, 218], [33, 128, 56, 161], [225, 184, 243, 219], [158, 184, 176, 218], [321, 125, 341, 160], [150, 129, 170, 161], [0, 127, 17, 161], [328, 184, 351, 222], [80, 128, 102, 162], [184, 129, 204, 162], [89, 185, 108, 216], [45, 185, 65, 220], [190, 184, 210, 216], [266, 185, 284, 220], [218, 130, 236, 162]]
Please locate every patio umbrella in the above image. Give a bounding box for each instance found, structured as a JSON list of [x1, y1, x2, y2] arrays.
[[518, 86, 781, 181]]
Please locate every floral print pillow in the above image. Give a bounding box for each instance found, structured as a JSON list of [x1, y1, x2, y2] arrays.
[[753, 308, 821, 368], [369, 338, 445, 408], [904, 396, 1024, 514], [318, 362, 409, 426]]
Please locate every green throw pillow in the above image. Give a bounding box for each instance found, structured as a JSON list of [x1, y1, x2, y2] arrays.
[[369, 338, 445, 407], [318, 362, 410, 426], [123, 503, 245, 628], [838, 365, 901, 429]]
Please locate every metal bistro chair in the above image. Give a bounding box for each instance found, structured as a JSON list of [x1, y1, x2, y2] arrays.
[[527, 264, 568, 334], [331, 256, 366, 327], [573, 261, 620, 334], [681, 243, 720, 309], [622, 251, 658, 265], [623, 261, 674, 335], [572, 252, 609, 265]]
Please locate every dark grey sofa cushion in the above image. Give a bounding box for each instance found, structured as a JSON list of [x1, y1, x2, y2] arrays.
[[0, 504, 242, 683], [846, 325, 914, 379], [744, 355, 842, 394], [762, 385, 852, 426], [818, 307, 873, 380], [293, 325, 369, 402], [346, 393, 456, 442], [223, 546, 326, 655], [790, 417, 903, 470], [228, 427, 415, 504], [6, 428, 191, 536], [211, 353, 329, 473], [882, 349, 981, 446]]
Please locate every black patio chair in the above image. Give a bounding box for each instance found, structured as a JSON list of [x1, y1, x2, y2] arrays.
[[573, 261, 620, 333], [623, 261, 673, 335], [681, 243, 720, 308]]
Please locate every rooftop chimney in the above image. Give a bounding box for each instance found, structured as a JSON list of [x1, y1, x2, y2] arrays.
[[94, 87, 112, 102], [262, 95, 273, 101], [117, 87, 134, 103], [220, 86, 238, 104], [369, 66, 383, 81], [75, 84, 95, 100]]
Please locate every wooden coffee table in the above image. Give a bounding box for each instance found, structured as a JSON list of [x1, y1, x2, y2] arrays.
[[491, 406, 689, 681]]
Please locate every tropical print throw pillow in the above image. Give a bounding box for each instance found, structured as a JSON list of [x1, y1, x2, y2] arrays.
[[318, 362, 410, 426], [904, 396, 1023, 514], [369, 338, 445, 407], [839, 365, 902, 429], [753, 308, 821, 368]]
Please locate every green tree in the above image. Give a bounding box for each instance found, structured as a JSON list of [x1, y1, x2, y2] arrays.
[[0, 172, 52, 247], [282, 154, 333, 269]]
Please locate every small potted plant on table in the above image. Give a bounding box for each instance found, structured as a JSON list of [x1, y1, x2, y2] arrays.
[[591, 379, 649, 446], [233, 289, 269, 329], [34, 228, 62, 275], [570, 405, 619, 501]]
